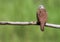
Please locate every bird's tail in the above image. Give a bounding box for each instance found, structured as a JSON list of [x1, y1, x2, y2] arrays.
[[40, 23, 45, 31]]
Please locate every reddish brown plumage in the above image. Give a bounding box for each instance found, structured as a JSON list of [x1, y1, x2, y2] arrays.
[[37, 5, 47, 31]]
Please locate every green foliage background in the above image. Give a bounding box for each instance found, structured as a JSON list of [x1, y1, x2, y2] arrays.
[[0, 0, 60, 42]]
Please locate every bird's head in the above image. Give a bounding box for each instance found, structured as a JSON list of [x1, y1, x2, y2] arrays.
[[38, 5, 45, 9]]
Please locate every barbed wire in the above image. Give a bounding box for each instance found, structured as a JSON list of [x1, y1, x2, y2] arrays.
[[0, 21, 60, 28]]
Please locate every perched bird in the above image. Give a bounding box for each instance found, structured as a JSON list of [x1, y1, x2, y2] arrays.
[[37, 5, 47, 31]]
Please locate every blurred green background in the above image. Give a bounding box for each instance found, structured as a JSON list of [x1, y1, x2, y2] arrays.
[[0, 0, 60, 42]]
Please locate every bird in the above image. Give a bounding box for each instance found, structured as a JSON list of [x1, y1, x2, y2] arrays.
[[37, 5, 47, 31]]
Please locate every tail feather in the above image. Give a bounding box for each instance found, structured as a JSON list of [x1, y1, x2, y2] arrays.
[[40, 25, 44, 31], [40, 23, 45, 31]]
